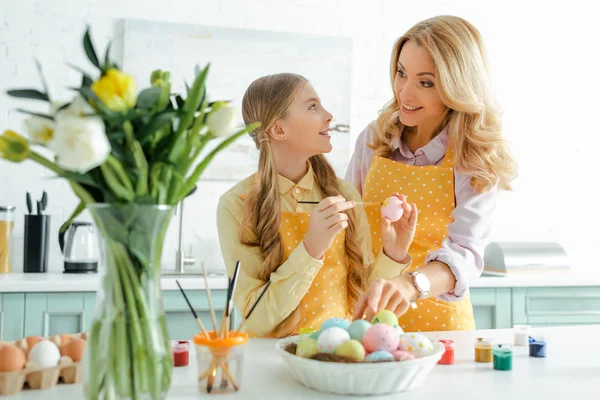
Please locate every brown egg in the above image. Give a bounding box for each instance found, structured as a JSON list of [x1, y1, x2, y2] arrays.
[[60, 334, 72, 346], [0, 344, 26, 372], [61, 338, 86, 362], [26, 336, 42, 350]]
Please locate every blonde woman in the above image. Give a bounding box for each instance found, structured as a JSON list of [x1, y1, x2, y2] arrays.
[[217, 73, 418, 338], [348, 16, 517, 331]]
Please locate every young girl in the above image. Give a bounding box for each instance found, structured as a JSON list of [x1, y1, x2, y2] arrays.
[[217, 73, 418, 338]]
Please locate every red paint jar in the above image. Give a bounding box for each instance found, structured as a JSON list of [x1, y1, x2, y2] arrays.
[[438, 339, 454, 365], [173, 340, 190, 367]]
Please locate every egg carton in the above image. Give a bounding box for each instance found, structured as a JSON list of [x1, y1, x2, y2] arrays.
[[0, 332, 86, 396]]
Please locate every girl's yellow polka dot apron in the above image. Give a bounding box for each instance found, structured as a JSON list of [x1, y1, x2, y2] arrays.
[[248, 212, 349, 337], [362, 150, 476, 331]]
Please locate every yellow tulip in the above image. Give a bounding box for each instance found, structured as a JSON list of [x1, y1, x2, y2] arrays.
[[0, 130, 30, 162], [91, 68, 137, 112]]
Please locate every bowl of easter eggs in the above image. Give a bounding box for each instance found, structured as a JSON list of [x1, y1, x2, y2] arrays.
[[275, 311, 444, 395]]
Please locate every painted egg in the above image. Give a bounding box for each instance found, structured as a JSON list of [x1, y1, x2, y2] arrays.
[[362, 324, 400, 353], [365, 350, 394, 362], [371, 310, 399, 327], [335, 339, 366, 362], [401, 333, 435, 358], [381, 196, 403, 222], [28, 340, 61, 368], [317, 327, 350, 354], [321, 318, 350, 331], [296, 338, 318, 358], [392, 349, 416, 362], [309, 330, 322, 340], [348, 319, 371, 342]]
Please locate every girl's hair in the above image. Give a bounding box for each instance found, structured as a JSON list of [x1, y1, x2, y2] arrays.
[[371, 15, 517, 192], [241, 73, 366, 337]]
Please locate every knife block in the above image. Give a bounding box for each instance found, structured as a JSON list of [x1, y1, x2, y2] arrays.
[[23, 214, 50, 273]]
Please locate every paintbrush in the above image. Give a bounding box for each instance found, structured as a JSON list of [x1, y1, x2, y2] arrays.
[[297, 200, 382, 205], [175, 280, 210, 339], [201, 262, 219, 334], [235, 280, 272, 334]]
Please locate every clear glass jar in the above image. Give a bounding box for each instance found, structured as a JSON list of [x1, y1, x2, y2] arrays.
[[194, 331, 249, 394], [0, 206, 16, 273]]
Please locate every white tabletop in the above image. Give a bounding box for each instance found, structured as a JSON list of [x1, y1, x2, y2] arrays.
[[2, 271, 600, 293], [6, 325, 600, 399]]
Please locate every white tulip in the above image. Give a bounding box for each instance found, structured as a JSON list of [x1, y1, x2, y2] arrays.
[[22, 115, 54, 144], [55, 96, 95, 119], [48, 113, 110, 174], [206, 104, 238, 137]]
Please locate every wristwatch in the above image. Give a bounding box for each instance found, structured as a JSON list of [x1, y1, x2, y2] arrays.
[[410, 271, 431, 299]]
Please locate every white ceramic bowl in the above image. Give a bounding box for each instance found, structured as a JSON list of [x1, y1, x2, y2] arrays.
[[276, 336, 445, 395]]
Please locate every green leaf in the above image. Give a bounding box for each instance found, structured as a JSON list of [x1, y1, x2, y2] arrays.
[[100, 163, 135, 201], [177, 122, 260, 200], [136, 87, 162, 109], [139, 111, 177, 145], [83, 27, 101, 69], [60, 201, 86, 233], [173, 95, 185, 110], [103, 41, 113, 73], [67, 63, 95, 81], [60, 170, 101, 188], [82, 75, 93, 88], [7, 89, 49, 101], [16, 109, 54, 120], [34, 59, 50, 101]]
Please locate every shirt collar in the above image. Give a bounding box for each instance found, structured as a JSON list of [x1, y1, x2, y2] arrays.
[[393, 125, 450, 163], [277, 162, 315, 195]]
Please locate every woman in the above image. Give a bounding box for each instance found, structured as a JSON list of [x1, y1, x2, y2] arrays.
[[216, 73, 417, 337], [348, 16, 517, 331]]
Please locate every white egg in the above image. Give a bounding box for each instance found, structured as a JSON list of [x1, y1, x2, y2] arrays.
[[317, 327, 350, 354], [28, 340, 61, 368], [400, 333, 435, 358]]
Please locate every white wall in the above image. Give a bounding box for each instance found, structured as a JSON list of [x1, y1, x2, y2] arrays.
[[1, 0, 598, 275]]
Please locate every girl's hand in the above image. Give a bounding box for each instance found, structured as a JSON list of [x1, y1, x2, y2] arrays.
[[303, 196, 355, 260], [381, 193, 417, 263], [352, 276, 417, 321]]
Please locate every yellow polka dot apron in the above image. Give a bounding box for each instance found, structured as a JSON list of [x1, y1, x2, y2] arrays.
[[362, 150, 476, 331], [248, 212, 349, 337]]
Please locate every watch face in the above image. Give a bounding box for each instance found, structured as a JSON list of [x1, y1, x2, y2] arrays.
[[415, 273, 431, 292]]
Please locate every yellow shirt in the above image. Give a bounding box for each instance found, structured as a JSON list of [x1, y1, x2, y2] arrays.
[[216, 163, 410, 336]]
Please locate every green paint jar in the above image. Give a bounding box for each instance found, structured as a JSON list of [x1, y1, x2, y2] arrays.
[[493, 344, 513, 371]]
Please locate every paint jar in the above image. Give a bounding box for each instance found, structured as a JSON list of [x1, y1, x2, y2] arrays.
[[529, 335, 547, 358], [474, 337, 493, 363], [438, 339, 454, 365], [493, 344, 513, 371], [513, 325, 531, 346], [194, 331, 249, 394], [172, 340, 189, 367]]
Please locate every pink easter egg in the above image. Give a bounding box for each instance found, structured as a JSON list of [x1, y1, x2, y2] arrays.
[[362, 324, 400, 353], [392, 350, 416, 362], [381, 197, 403, 222]]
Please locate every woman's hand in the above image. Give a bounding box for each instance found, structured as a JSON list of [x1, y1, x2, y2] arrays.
[[352, 276, 418, 321], [381, 193, 417, 263], [303, 196, 355, 260]]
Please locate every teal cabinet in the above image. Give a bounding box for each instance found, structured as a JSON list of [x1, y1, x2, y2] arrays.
[[0, 293, 25, 341], [24, 293, 96, 336], [471, 288, 512, 329], [2, 286, 598, 338], [513, 287, 600, 327]]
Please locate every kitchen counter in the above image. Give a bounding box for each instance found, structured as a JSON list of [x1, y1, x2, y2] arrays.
[[0, 272, 229, 292], [6, 325, 600, 399], [1, 270, 600, 293]]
